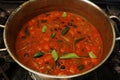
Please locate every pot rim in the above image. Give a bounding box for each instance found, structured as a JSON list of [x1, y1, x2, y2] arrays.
[[3, 0, 116, 79]]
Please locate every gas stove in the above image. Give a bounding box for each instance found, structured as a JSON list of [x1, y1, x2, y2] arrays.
[[0, 0, 120, 80]]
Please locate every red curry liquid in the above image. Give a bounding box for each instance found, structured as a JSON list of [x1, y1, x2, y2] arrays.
[[16, 11, 103, 75]]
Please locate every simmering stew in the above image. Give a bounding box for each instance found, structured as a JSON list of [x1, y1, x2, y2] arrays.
[[16, 11, 103, 75]]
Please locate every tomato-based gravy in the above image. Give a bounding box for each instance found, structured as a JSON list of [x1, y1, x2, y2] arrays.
[[16, 11, 103, 75]]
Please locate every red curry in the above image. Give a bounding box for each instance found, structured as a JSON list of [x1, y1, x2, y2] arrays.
[[16, 11, 103, 75]]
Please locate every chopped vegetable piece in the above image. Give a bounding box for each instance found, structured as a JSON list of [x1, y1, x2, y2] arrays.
[[36, 20, 40, 27], [60, 53, 80, 59], [42, 25, 47, 32], [61, 27, 70, 36], [73, 36, 85, 50], [24, 27, 29, 36], [88, 51, 97, 58], [33, 51, 44, 58], [51, 32, 56, 38], [41, 19, 47, 23], [60, 65, 65, 70], [61, 36, 70, 42], [55, 61, 61, 68], [62, 12, 67, 18], [24, 53, 29, 58], [74, 36, 85, 45], [56, 40, 63, 43], [51, 49, 58, 61], [77, 65, 84, 70], [49, 48, 54, 53]]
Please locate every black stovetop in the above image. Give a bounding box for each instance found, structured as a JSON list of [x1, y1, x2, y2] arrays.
[[0, 0, 120, 80]]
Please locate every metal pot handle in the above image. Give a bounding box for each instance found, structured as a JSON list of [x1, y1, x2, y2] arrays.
[[0, 25, 7, 51], [109, 16, 120, 41]]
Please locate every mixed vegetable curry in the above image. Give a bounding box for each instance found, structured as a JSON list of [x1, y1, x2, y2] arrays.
[[16, 11, 103, 75]]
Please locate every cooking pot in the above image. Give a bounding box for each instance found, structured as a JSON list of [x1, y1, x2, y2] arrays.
[[0, 0, 120, 80]]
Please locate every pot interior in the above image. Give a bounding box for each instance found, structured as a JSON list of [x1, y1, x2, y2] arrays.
[[4, 0, 115, 78]]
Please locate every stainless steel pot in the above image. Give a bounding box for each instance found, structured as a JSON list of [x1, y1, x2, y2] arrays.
[[0, 0, 120, 80]]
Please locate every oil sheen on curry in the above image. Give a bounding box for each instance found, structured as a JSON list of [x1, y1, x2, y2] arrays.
[[16, 11, 103, 75]]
